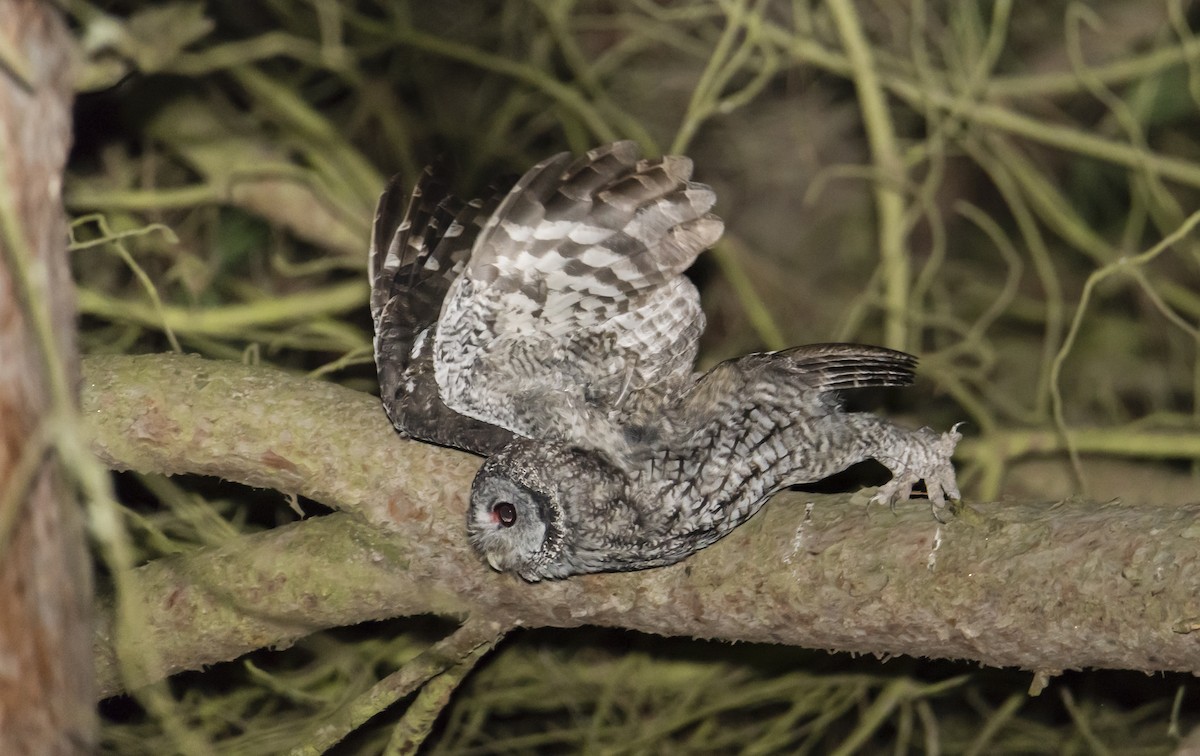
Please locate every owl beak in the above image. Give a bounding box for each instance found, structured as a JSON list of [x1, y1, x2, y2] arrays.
[[486, 552, 504, 572]]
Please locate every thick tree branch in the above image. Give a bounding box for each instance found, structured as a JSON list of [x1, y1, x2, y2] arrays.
[[84, 354, 1200, 698]]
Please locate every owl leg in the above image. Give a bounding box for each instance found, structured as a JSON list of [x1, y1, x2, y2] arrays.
[[841, 415, 963, 520]]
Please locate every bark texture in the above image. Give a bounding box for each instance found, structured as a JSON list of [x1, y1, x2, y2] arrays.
[[82, 353, 1200, 698], [0, 0, 94, 749]]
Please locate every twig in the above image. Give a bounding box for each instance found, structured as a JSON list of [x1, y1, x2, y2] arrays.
[[292, 621, 507, 754]]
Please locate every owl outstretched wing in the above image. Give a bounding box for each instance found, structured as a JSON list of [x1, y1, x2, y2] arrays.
[[647, 343, 961, 533], [433, 141, 724, 450], [370, 166, 516, 455]]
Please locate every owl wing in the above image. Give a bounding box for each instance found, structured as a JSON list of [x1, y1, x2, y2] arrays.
[[655, 343, 915, 504], [649, 343, 959, 529], [370, 166, 516, 455], [434, 141, 724, 447], [656, 343, 917, 455]]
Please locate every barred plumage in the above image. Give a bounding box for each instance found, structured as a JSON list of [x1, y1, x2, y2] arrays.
[[370, 142, 961, 581], [369, 165, 515, 454]]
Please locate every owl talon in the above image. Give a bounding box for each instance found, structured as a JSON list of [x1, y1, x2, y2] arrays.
[[870, 424, 963, 518]]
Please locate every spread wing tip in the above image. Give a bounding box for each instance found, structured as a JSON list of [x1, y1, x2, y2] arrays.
[[775, 343, 919, 391]]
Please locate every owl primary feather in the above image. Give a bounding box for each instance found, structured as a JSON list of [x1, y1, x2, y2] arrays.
[[370, 141, 961, 582]]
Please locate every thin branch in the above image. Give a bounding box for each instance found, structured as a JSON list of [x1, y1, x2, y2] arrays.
[[292, 620, 506, 755], [827, 0, 910, 350]]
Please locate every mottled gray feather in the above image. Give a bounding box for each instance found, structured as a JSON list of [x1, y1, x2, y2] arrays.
[[435, 141, 722, 449]]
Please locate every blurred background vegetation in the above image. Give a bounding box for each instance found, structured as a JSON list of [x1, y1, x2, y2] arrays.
[[63, 0, 1200, 752]]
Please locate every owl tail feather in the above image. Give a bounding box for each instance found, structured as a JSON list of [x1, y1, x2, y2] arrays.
[[766, 343, 917, 392]]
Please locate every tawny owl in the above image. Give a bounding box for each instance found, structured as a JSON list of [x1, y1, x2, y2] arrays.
[[370, 141, 960, 582]]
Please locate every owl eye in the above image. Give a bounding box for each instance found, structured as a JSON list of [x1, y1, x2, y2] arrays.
[[492, 501, 517, 527]]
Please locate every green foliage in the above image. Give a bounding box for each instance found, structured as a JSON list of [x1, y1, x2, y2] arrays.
[[68, 0, 1200, 752]]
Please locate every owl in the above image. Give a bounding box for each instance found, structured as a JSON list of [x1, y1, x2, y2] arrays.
[[370, 141, 961, 582]]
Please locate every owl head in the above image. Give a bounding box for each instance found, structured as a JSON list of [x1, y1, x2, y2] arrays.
[[468, 438, 627, 581]]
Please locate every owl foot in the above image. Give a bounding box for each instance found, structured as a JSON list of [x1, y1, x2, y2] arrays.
[[871, 423, 963, 521]]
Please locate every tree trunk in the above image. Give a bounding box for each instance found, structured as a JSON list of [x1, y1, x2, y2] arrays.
[[0, 0, 94, 750]]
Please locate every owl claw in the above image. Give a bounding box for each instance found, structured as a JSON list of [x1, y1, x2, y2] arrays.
[[870, 424, 963, 518]]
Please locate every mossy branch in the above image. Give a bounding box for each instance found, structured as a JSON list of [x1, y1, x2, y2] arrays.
[[83, 354, 1200, 699]]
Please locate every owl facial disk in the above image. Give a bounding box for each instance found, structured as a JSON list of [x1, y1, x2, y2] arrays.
[[468, 450, 564, 581]]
